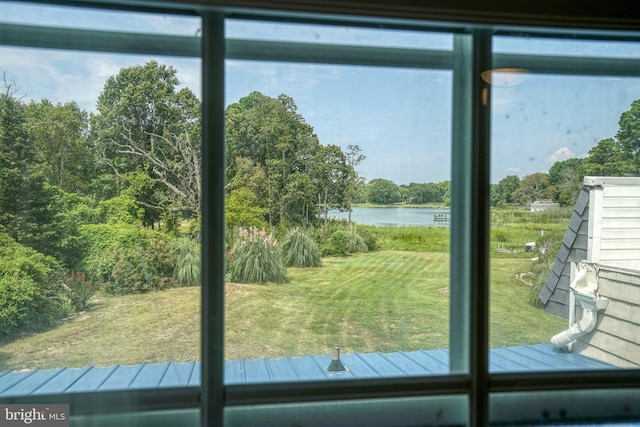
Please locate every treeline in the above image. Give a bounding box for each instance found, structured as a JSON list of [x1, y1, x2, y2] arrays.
[[492, 100, 640, 208], [353, 179, 450, 206]]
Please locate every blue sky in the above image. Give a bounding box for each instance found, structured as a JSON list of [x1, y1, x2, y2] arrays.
[[3, 2, 640, 184]]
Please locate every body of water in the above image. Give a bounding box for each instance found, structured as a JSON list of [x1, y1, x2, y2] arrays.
[[328, 206, 450, 226]]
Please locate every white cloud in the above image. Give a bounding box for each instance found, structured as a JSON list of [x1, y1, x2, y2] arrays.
[[546, 146, 574, 163], [1, 46, 201, 113]]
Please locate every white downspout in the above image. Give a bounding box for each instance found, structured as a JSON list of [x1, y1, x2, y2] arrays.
[[551, 261, 607, 351], [551, 308, 597, 350]]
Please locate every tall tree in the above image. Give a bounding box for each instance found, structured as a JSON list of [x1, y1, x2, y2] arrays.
[[579, 137, 635, 177], [549, 157, 583, 206], [25, 99, 91, 194], [90, 61, 201, 223], [311, 144, 349, 226], [0, 87, 34, 240], [225, 92, 321, 226], [344, 144, 365, 223], [0, 79, 61, 257], [616, 98, 640, 170]]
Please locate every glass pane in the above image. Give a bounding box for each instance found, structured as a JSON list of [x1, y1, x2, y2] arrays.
[[491, 389, 640, 425], [224, 22, 454, 383], [0, 1, 200, 36], [226, 395, 468, 426], [490, 36, 640, 372], [495, 35, 640, 58], [0, 33, 202, 395], [226, 19, 452, 50]]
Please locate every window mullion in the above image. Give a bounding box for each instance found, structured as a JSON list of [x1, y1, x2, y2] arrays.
[[201, 10, 226, 427], [469, 29, 492, 427]]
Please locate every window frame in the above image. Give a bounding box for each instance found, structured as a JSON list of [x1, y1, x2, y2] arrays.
[[1, 3, 640, 427]]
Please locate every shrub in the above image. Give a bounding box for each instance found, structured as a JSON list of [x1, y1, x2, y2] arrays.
[[227, 227, 286, 283], [80, 224, 176, 295], [0, 234, 67, 338], [325, 229, 349, 256], [63, 271, 98, 312], [173, 237, 201, 286], [282, 228, 321, 268], [355, 227, 379, 251], [347, 229, 368, 254]]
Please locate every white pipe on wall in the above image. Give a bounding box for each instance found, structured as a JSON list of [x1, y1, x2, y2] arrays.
[[551, 308, 598, 350]]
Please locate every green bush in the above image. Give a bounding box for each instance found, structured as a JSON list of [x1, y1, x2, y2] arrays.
[[227, 227, 286, 283], [355, 227, 379, 251], [80, 224, 176, 295], [173, 237, 201, 286], [281, 228, 321, 268], [325, 229, 349, 256], [0, 234, 67, 338]]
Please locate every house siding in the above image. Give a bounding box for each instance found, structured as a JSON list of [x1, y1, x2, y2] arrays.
[[588, 178, 640, 269], [541, 178, 640, 318], [570, 266, 640, 368]]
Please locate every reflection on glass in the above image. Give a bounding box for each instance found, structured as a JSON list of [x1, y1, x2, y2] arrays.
[[494, 35, 640, 58], [225, 19, 453, 50], [490, 38, 640, 371], [0, 1, 201, 36]]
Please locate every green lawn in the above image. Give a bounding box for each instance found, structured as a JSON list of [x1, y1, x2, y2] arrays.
[[0, 250, 566, 371]]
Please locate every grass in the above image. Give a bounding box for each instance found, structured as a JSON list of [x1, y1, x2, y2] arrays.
[[0, 288, 200, 370], [363, 225, 450, 252], [0, 250, 566, 370]]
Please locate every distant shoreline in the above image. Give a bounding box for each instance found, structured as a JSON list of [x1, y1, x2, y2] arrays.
[[352, 203, 448, 209]]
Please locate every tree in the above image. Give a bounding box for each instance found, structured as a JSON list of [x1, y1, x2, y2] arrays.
[[311, 144, 349, 225], [225, 187, 268, 230], [25, 100, 91, 194], [366, 178, 401, 204], [344, 144, 365, 223], [225, 92, 321, 226], [616, 98, 640, 169], [0, 84, 58, 255], [513, 173, 553, 204], [578, 99, 640, 179], [90, 61, 201, 224], [493, 175, 521, 206], [579, 137, 635, 177], [549, 157, 584, 206]]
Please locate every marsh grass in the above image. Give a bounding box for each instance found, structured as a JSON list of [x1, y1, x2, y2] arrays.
[[364, 225, 450, 252], [173, 237, 200, 287], [227, 227, 286, 284], [281, 228, 321, 268]]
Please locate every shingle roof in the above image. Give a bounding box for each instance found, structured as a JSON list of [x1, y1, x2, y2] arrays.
[[539, 187, 591, 318], [0, 343, 617, 397]]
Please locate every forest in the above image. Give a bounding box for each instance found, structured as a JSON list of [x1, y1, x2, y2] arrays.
[[1, 59, 639, 341]]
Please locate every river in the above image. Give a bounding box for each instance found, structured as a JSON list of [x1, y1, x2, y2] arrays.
[[328, 206, 450, 227]]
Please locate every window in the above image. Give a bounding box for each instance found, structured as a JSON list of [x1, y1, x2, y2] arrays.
[[0, 3, 639, 427], [490, 36, 640, 372], [224, 19, 455, 380]]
